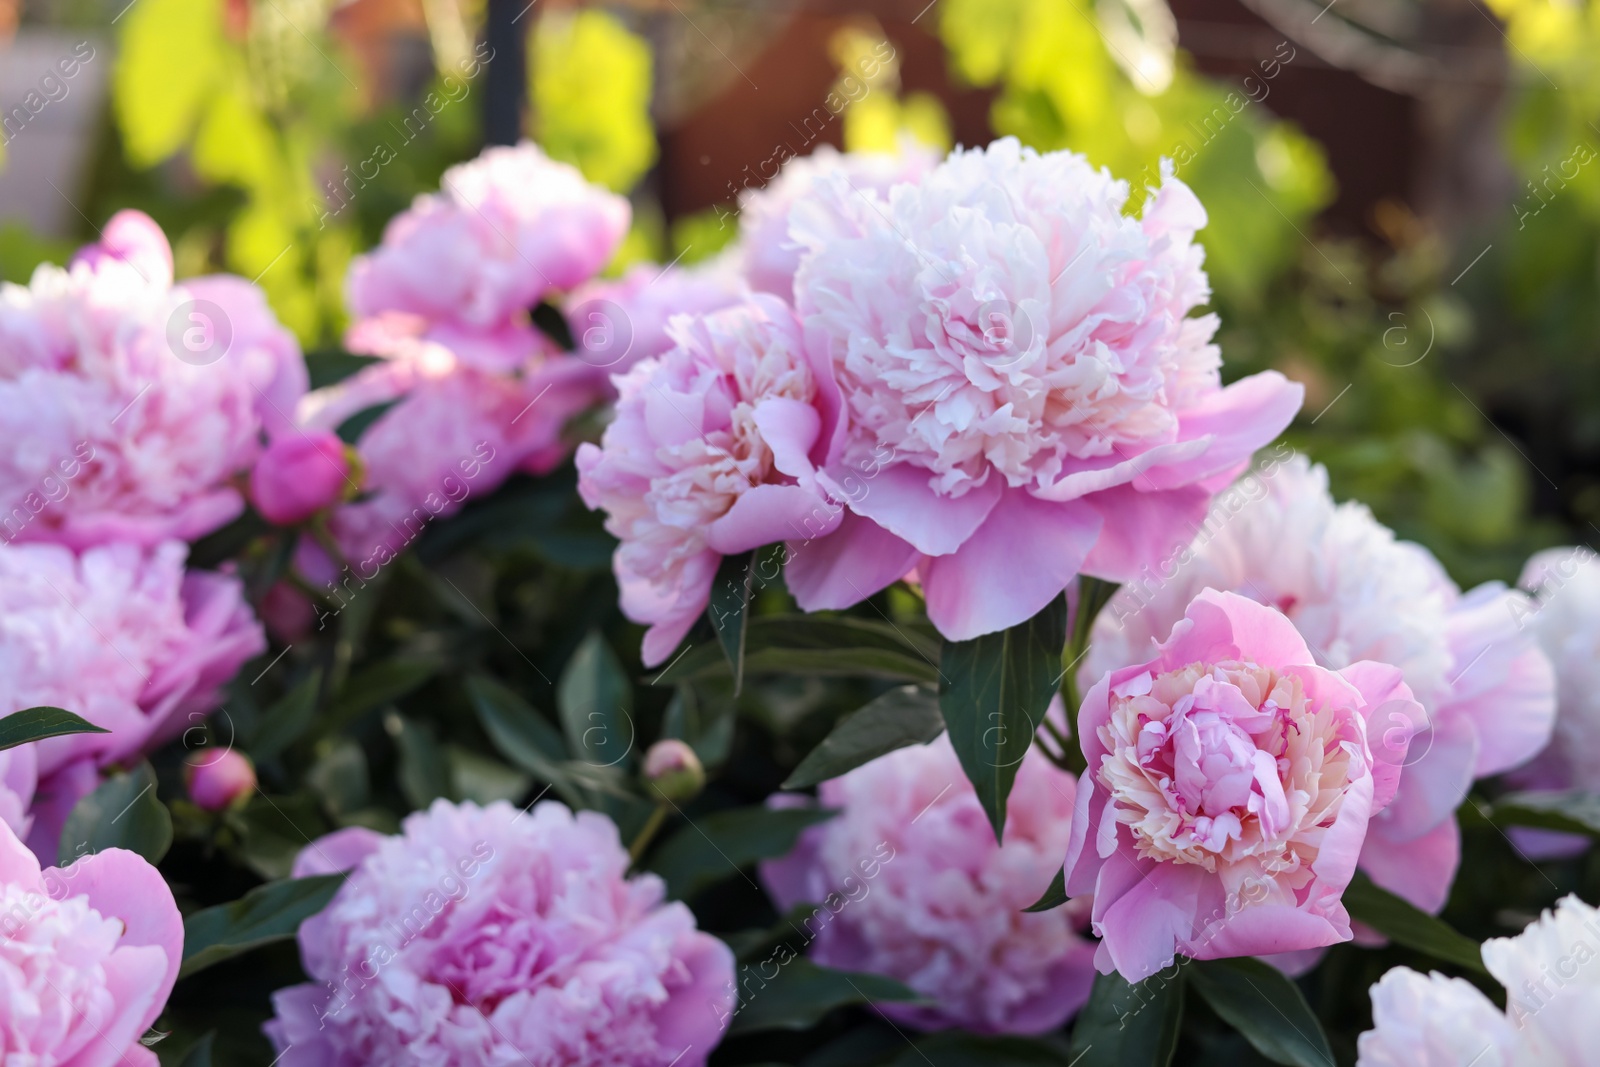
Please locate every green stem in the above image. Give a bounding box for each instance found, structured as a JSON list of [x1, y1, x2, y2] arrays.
[[628, 803, 670, 865]]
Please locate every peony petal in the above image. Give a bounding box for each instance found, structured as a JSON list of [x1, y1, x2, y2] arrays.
[[830, 461, 1002, 557], [1360, 814, 1461, 914], [293, 825, 388, 877], [1145, 371, 1304, 492], [784, 509, 920, 611], [706, 484, 841, 556], [1189, 902, 1349, 962], [63, 943, 168, 1067], [921, 490, 1102, 640], [1080, 483, 1211, 583], [751, 397, 823, 482], [66, 847, 185, 1036], [1093, 859, 1210, 981], [1440, 583, 1556, 778]]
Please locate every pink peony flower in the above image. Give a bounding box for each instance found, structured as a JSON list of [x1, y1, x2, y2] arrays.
[[0, 818, 184, 1067], [576, 294, 843, 665], [565, 257, 748, 377], [347, 142, 631, 373], [735, 141, 941, 301], [1085, 455, 1555, 912], [185, 748, 256, 811], [0, 210, 308, 548], [0, 540, 263, 862], [249, 427, 354, 525], [761, 717, 1097, 1034], [301, 314, 597, 568], [1358, 894, 1600, 1066], [0, 747, 36, 843], [265, 799, 735, 1067], [1064, 589, 1422, 981], [783, 138, 1302, 640]]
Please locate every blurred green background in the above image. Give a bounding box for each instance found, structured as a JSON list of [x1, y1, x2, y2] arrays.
[[2, 0, 1596, 587]]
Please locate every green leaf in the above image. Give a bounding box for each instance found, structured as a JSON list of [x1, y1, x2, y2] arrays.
[[783, 685, 945, 789], [1188, 957, 1334, 1067], [179, 874, 346, 979], [114, 0, 229, 165], [650, 615, 940, 686], [465, 674, 582, 807], [335, 399, 403, 444], [60, 762, 172, 865], [890, 1033, 1080, 1066], [728, 957, 920, 1035], [387, 713, 455, 810], [0, 706, 108, 751], [325, 660, 436, 728], [939, 592, 1069, 841], [1490, 790, 1600, 836], [231, 792, 330, 881], [662, 685, 734, 770], [1343, 872, 1486, 973], [305, 349, 383, 389], [557, 632, 634, 770], [177, 1032, 215, 1067], [1067, 969, 1184, 1067], [249, 670, 322, 761], [649, 805, 836, 901], [1024, 867, 1068, 913], [709, 552, 754, 696]]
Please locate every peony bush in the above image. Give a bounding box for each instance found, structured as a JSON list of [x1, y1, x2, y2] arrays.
[[0, 129, 1586, 1067]]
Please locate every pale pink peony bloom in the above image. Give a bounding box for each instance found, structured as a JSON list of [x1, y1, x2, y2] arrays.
[[1358, 894, 1600, 1066], [1509, 548, 1600, 856], [0, 540, 264, 862], [1064, 589, 1422, 982], [1085, 456, 1555, 912], [185, 748, 257, 811], [565, 257, 749, 376], [576, 295, 843, 665], [760, 716, 1097, 1034], [265, 799, 735, 1067], [347, 142, 631, 373], [735, 141, 941, 301], [784, 138, 1303, 640], [0, 210, 307, 548], [301, 314, 596, 569], [0, 819, 184, 1067], [249, 427, 353, 525]]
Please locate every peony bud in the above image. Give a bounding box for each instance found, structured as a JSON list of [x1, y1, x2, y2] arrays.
[[642, 739, 705, 802], [249, 429, 353, 525], [185, 749, 256, 811]]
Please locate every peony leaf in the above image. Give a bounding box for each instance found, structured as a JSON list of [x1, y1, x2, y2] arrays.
[[649, 805, 836, 901], [888, 1032, 1081, 1065], [939, 592, 1070, 842], [557, 632, 634, 770], [1188, 957, 1334, 1067], [1489, 790, 1600, 836], [784, 685, 946, 789], [465, 674, 583, 808], [1343, 872, 1486, 973], [324, 660, 436, 732], [335, 399, 403, 444], [1024, 867, 1068, 913], [0, 706, 108, 752], [60, 762, 172, 866], [727, 958, 920, 1035], [708, 551, 755, 696], [179, 874, 346, 979], [248, 670, 322, 762], [386, 713, 455, 809], [649, 615, 940, 686], [1067, 968, 1183, 1067]]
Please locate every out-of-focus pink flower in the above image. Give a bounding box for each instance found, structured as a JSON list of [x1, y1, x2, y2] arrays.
[[0, 540, 263, 862], [576, 295, 843, 665], [0, 210, 307, 549], [1508, 548, 1600, 860], [736, 142, 941, 301], [761, 706, 1096, 1034], [300, 314, 596, 567], [783, 138, 1302, 641], [249, 428, 354, 525], [347, 142, 631, 373], [1085, 455, 1556, 913], [186, 748, 256, 811], [0, 747, 36, 843], [265, 799, 734, 1067], [1064, 589, 1421, 982], [566, 257, 748, 377], [1358, 894, 1600, 1066], [0, 820, 184, 1067]]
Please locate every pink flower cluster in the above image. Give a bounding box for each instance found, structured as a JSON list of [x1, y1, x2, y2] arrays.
[[0, 209, 306, 547], [578, 138, 1303, 663], [1086, 456, 1555, 912], [0, 819, 183, 1067], [762, 715, 1097, 1034], [1065, 590, 1423, 980], [267, 799, 735, 1067]]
